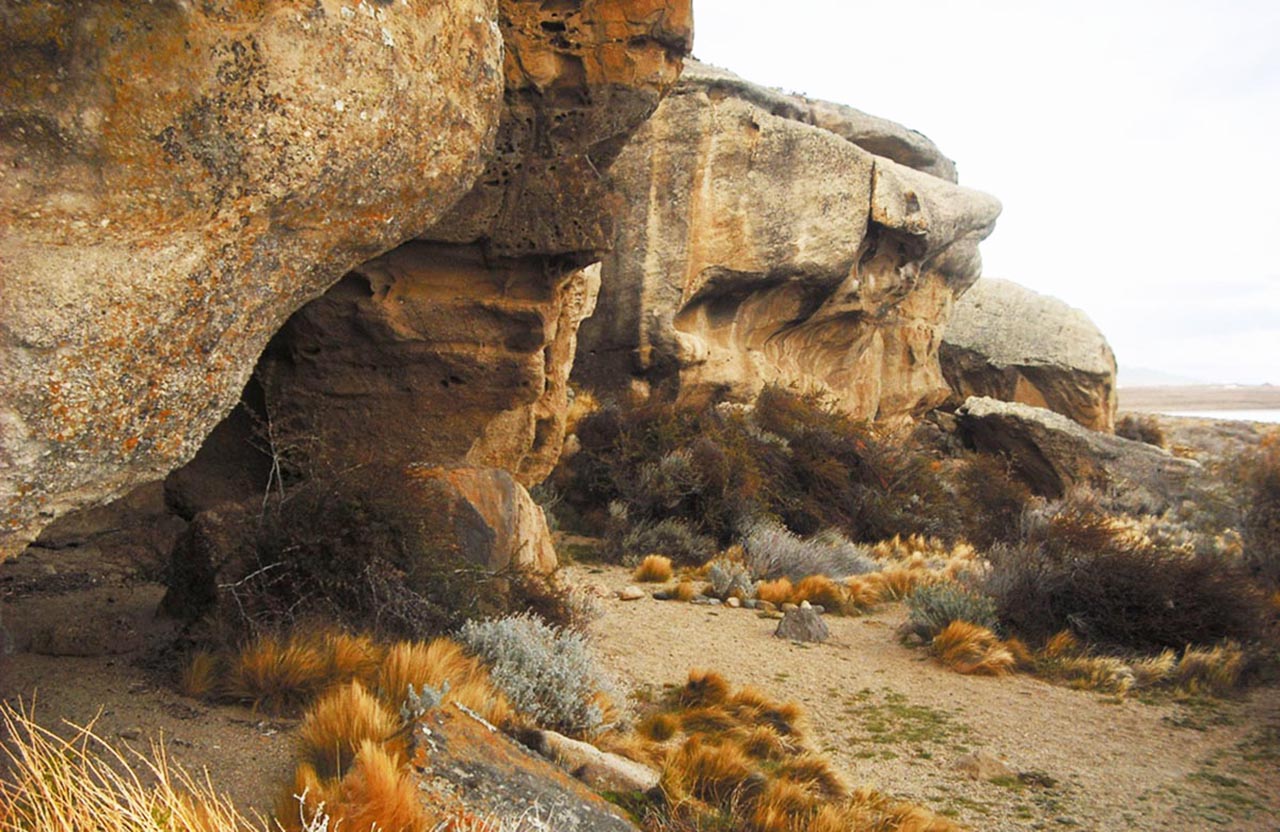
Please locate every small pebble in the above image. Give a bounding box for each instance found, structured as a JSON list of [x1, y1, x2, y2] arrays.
[[725, 596, 741, 608]]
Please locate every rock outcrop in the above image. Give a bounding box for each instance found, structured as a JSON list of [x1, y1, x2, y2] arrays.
[[573, 61, 1001, 421], [0, 0, 505, 559], [955, 397, 1200, 509], [0, 0, 694, 561], [942, 279, 1118, 432]]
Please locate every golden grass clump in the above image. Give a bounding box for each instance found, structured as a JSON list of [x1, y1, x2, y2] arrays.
[[928, 621, 1015, 677], [378, 638, 512, 728], [638, 712, 680, 742], [661, 736, 756, 805], [774, 754, 849, 800], [867, 565, 932, 602], [1171, 643, 1245, 696], [672, 578, 699, 602], [1129, 650, 1177, 689], [750, 778, 819, 831], [297, 680, 403, 780], [178, 650, 221, 700], [791, 575, 848, 613], [565, 387, 600, 435], [0, 703, 267, 832], [633, 554, 675, 583], [677, 669, 732, 708], [323, 631, 384, 686], [226, 635, 330, 714], [326, 740, 431, 832], [754, 577, 793, 607], [842, 576, 884, 611]]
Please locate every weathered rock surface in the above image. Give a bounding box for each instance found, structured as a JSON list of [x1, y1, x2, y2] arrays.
[[774, 606, 830, 643], [955, 397, 1201, 508], [529, 729, 661, 794], [403, 465, 557, 574], [427, 0, 693, 261], [255, 244, 600, 486], [942, 279, 1118, 432], [680, 62, 958, 182], [0, 0, 505, 559], [413, 705, 640, 832], [574, 61, 1001, 420]]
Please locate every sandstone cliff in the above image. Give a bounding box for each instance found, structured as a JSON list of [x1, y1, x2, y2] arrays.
[[941, 278, 1118, 432], [0, 0, 505, 559], [573, 61, 1001, 421], [0, 0, 692, 559]]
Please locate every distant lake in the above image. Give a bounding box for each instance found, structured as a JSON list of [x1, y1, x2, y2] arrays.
[[1159, 409, 1280, 424]]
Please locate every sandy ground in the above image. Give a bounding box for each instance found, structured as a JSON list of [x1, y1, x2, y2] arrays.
[[574, 564, 1280, 832], [1119, 385, 1280, 412]]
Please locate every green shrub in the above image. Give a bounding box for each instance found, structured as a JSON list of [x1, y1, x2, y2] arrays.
[[905, 582, 1000, 641]]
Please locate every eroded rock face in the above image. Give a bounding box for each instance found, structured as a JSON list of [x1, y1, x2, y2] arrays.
[[0, 0, 505, 559], [427, 0, 693, 260], [955, 397, 1200, 509], [252, 244, 600, 486], [574, 61, 1001, 420], [942, 279, 1118, 432]]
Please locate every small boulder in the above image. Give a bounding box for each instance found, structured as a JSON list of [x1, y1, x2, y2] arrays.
[[725, 596, 742, 609], [774, 607, 829, 643], [617, 586, 645, 602]]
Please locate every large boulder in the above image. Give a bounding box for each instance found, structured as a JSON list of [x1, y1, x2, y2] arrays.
[[955, 397, 1200, 509], [573, 61, 1001, 420], [413, 704, 640, 832], [0, 0, 505, 560], [942, 279, 1118, 432]]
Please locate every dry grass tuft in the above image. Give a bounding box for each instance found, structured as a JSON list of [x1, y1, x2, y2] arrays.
[[328, 740, 432, 832], [679, 706, 737, 735], [677, 669, 732, 709], [672, 579, 699, 602], [866, 565, 931, 602], [1171, 643, 1245, 696], [637, 712, 681, 742], [775, 754, 849, 799], [0, 703, 267, 832], [634, 555, 675, 583], [750, 777, 819, 830], [296, 680, 403, 780], [842, 576, 884, 610], [323, 631, 384, 686], [662, 737, 757, 806], [755, 577, 794, 607], [225, 635, 329, 714], [928, 621, 1015, 676], [1130, 650, 1177, 688], [178, 650, 221, 700], [791, 575, 848, 613]]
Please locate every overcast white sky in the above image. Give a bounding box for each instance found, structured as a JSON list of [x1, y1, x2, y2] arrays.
[[690, 0, 1280, 386]]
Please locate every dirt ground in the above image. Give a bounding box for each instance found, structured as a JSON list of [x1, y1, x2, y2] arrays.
[[575, 564, 1280, 831]]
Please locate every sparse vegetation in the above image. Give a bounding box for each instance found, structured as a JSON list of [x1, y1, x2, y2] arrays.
[[1116, 413, 1168, 447], [633, 554, 675, 583], [0, 704, 266, 832], [595, 671, 960, 832], [458, 613, 618, 737], [905, 582, 1000, 641]]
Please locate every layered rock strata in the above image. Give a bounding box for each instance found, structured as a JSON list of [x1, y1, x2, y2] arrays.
[[942, 279, 1118, 432], [0, 0, 505, 559], [573, 61, 1002, 420]]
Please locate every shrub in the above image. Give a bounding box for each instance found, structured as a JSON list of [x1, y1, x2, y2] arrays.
[[905, 582, 1000, 641], [613, 515, 716, 567], [953, 453, 1032, 549], [1116, 413, 1167, 447], [1242, 435, 1280, 584], [983, 540, 1269, 652], [741, 520, 877, 581], [632, 554, 675, 583], [165, 474, 583, 641], [458, 613, 618, 737]]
